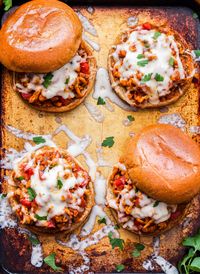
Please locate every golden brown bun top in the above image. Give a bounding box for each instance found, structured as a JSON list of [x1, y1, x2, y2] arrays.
[[121, 124, 200, 204], [0, 0, 82, 73]]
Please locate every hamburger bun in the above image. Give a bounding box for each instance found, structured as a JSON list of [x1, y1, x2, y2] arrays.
[[0, 0, 82, 73], [7, 146, 94, 234], [120, 124, 200, 204], [108, 23, 195, 108]]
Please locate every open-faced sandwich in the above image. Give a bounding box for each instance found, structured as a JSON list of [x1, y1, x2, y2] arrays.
[[0, 0, 96, 112], [107, 124, 200, 235], [108, 22, 196, 108], [7, 146, 94, 233]]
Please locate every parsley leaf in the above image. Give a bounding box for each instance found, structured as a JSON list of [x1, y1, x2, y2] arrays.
[[141, 73, 152, 83], [43, 73, 53, 88], [3, 0, 12, 11], [44, 253, 63, 271], [35, 214, 47, 221], [102, 136, 114, 148], [16, 176, 24, 181], [132, 243, 145, 257], [27, 187, 36, 201], [98, 217, 107, 225], [132, 249, 141, 257], [155, 73, 164, 82], [194, 50, 200, 58], [153, 201, 159, 207], [137, 54, 145, 59], [193, 12, 199, 19], [169, 57, 174, 66], [33, 136, 46, 144], [29, 236, 40, 246], [65, 77, 70, 84], [127, 115, 135, 122], [108, 232, 124, 251], [57, 178, 63, 190], [135, 243, 145, 251], [137, 60, 149, 67], [153, 31, 161, 40], [116, 264, 125, 272], [1, 193, 7, 199], [97, 96, 106, 105]]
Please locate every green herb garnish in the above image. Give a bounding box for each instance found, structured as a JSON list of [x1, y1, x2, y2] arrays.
[[169, 57, 174, 66], [29, 236, 40, 246], [57, 178, 63, 190], [114, 224, 120, 230], [102, 136, 114, 148], [98, 217, 107, 225], [141, 73, 152, 82], [27, 187, 36, 201], [108, 232, 124, 251], [43, 73, 53, 88], [35, 214, 47, 221], [153, 31, 161, 40], [193, 12, 199, 19], [33, 136, 46, 144], [16, 176, 24, 181], [65, 77, 70, 84], [153, 200, 159, 207], [1, 194, 7, 199], [137, 54, 145, 59], [155, 73, 164, 82], [132, 243, 145, 258], [97, 96, 106, 105], [194, 50, 200, 58], [3, 0, 12, 11], [44, 253, 63, 271], [116, 264, 125, 272], [137, 60, 149, 67], [127, 115, 135, 122]]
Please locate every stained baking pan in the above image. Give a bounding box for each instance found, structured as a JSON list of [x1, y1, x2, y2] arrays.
[[0, 0, 200, 273]]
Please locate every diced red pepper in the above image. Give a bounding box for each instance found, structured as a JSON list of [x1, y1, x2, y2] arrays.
[[170, 210, 181, 220], [80, 62, 89, 74], [21, 93, 32, 100], [20, 199, 32, 208], [24, 168, 34, 180], [134, 197, 140, 207], [114, 176, 126, 190], [47, 220, 56, 228], [142, 23, 152, 30]]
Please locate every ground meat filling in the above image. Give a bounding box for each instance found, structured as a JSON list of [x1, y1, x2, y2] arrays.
[[14, 45, 90, 108], [9, 148, 91, 229], [108, 165, 181, 234], [110, 23, 188, 106]]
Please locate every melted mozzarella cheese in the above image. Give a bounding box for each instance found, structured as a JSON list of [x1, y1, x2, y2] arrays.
[[112, 27, 185, 104]]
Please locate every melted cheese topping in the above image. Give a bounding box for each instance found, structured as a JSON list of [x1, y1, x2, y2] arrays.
[[112, 26, 185, 104], [15, 54, 86, 100]]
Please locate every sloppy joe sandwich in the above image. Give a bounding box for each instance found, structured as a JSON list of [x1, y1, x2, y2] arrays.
[[107, 124, 200, 235], [108, 23, 195, 108], [0, 0, 96, 112], [7, 146, 94, 233]]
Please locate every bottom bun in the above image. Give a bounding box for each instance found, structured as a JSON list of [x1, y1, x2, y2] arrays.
[[7, 146, 94, 233], [107, 163, 187, 236]]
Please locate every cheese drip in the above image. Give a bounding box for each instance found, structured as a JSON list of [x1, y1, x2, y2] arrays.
[[112, 27, 185, 104], [15, 54, 86, 100]]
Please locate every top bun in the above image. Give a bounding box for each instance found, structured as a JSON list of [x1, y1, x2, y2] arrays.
[[0, 0, 82, 73], [120, 124, 200, 204]]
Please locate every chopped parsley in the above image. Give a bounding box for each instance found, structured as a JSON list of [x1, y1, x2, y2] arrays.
[[155, 73, 164, 82], [194, 50, 200, 58], [132, 243, 145, 257], [102, 136, 114, 148], [116, 264, 125, 272], [153, 200, 159, 207], [43, 73, 53, 88], [35, 214, 47, 221], [97, 96, 106, 105], [16, 176, 24, 181], [29, 236, 40, 246], [65, 77, 70, 84], [33, 136, 46, 144], [153, 31, 161, 40], [141, 73, 152, 83], [3, 0, 12, 11], [98, 217, 107, 225], [44, 253, 63, 271], [108, 232, 124, 251], [127, 115, 135, 122], [57, 178, 63, 190], [1, 194, 7, 199], [27, 187, 36, 201], [169, 57, 174, 66], [137, 60, 149, 67], [137, 54, 145, 59]]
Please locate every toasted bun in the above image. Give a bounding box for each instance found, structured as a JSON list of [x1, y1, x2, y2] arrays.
[[108, 23, 195, 108], [0, 0, 82, 73], [120, 124, 200, 204], [7, 146, 94, 234]]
